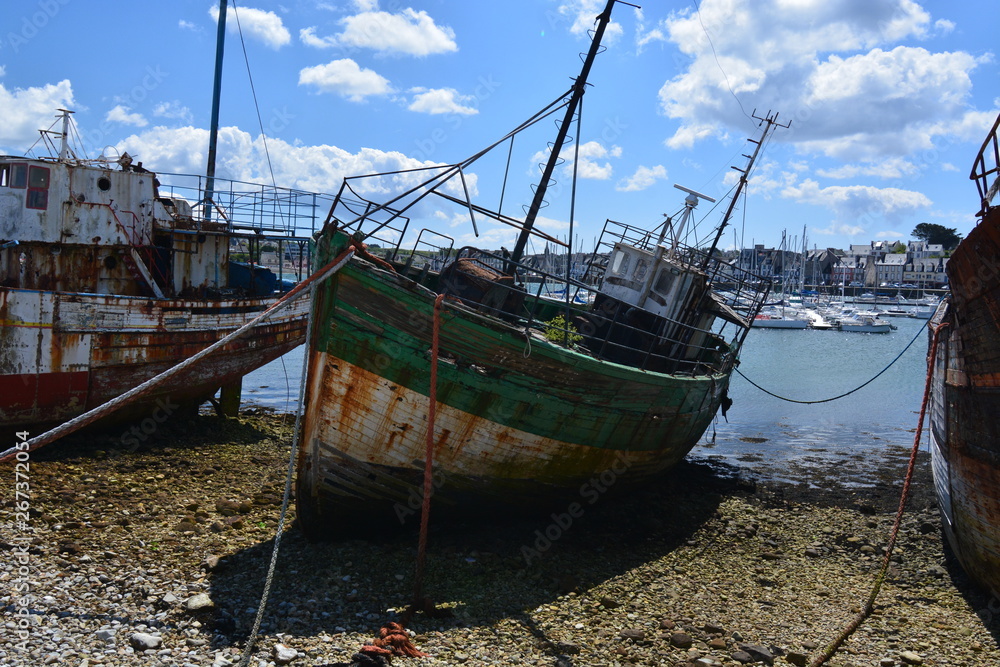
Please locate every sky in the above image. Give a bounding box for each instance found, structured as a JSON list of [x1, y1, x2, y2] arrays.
[[1, 0, 997, 255]]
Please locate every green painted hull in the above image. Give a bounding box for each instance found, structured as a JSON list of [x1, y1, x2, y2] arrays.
[[296, 232, 735, 534]]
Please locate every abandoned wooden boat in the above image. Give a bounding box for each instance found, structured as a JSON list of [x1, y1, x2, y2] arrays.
[[295, 0, 780, 534], [927, 110, 1000, 599], [0, 111, 323, 427]]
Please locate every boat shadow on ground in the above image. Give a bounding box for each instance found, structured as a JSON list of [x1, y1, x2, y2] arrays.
[[200, 458, 753, 651]]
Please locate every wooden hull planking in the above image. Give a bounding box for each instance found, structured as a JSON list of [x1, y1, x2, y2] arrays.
[[296, 244, 730, 534]]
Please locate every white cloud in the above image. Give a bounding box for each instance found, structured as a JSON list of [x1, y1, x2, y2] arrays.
[[934, 19, 955, 34], [152, 101, 193, 123], [781, 178, 932, 229], [655, 0, 984, 161], [298, 59, 392, 101], [115, 124, 440, 197], [0, 66, 6, 77], [408, 88, 478, 115], [816, 157, 919, 180], [299, 26, 336, 49], [557, 0, 625, 45], [302, 7, 457, 56], [178, 19, 200, 32], [0, 80, 76, 151], [106, 105, 148, 127], [617, 165, 668, 192], [530, 141, 622, 181], [209, 4, 290, 50]]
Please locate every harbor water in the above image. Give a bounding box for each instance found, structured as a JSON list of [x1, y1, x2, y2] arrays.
[[241, 313, 932, 487]]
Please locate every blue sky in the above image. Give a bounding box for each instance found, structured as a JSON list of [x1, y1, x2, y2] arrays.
[[1, 0, 997, 254]]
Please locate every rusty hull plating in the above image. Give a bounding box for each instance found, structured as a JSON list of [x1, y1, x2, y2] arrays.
[[0, 112, 325, 427], [927, 111, 1000, 599]]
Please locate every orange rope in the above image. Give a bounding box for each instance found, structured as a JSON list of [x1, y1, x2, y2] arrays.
[[809, 321, 949, 667]]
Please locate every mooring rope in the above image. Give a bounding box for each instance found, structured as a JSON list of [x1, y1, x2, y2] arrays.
[[0, 247, 356, 464], [236, 282, 317, 667], [735, 316, 926, 405], [808, 321, 949, 667], [414, 293, 447, 603]]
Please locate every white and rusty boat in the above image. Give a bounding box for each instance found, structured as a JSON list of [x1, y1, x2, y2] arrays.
[[0, 110, 325, 427], [927, 111, 1000, 599]]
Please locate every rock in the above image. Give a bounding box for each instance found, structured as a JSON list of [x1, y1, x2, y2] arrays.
[[670, 631, 693, 648], [203, 555, 222, 571], [95, 629, 115, 643], [174, 520, 199, 533], [273, 643, 298, 664], [185, 593, 215, 612], [599, 596, 622, 609], [708, 637, 728, 650], [58, 541, 82, 555], [620, 628, 645, 641], [703, 623, 726, 634], [129, 632, 162, 650], [731, 650, 755, 664], [899, 650, 924, 665], [879, 659, 895, 667], [786, 650, 808, 666], [739, 643, 774, 665], [553, 641, 581, 655], [216, 499, 242, 516]]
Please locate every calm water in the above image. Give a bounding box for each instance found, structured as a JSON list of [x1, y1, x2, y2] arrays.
[[241, 314, 932, 486], [692, 313, 930, 486]]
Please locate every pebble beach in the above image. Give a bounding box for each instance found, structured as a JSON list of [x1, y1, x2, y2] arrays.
[[3, 411, 999, 667]]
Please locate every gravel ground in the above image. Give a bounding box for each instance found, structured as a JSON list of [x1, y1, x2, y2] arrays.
[[2, 410, 999, 667]]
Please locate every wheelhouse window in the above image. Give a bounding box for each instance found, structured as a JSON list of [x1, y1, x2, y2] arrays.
[[0, 163, 28, 188], [26, 165, 50, 210]]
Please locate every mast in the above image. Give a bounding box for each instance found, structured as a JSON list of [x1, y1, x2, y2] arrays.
[[204, 0, 228, 220], [702, 110, 790, 270], [508, 0, 618, 266]]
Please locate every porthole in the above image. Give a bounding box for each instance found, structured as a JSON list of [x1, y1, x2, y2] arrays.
[[97, 177, 111, 191]]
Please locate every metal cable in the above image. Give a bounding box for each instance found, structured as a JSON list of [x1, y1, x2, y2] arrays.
[[236, 283, 317, 667], [735, 316, 926, 404]]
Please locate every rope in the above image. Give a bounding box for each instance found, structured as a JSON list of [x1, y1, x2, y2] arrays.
[[808, 321, 949, 667], [0, 247, 355, 464], [414, 293, 446, 604], [735, 317, 925, 404], [236, 283, 316, 667]]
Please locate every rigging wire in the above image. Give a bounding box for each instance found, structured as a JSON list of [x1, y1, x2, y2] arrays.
[[228, 4, 299, 665], [736, 319, 927, 405], [693, 0, 754, 126]]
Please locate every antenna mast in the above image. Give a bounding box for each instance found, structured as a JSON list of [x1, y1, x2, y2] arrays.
[[702, 110, 790, 269]]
